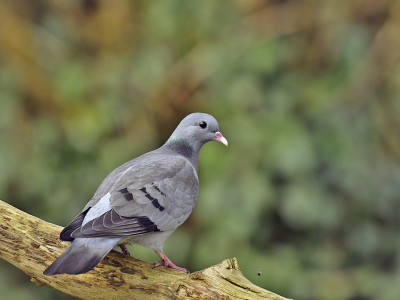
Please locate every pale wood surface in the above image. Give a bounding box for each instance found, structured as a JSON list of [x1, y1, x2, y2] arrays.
[[0, 200, 291, 300]]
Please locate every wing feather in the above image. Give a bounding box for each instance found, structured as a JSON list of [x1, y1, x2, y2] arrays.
[[71, 209, 158, 239], [63, 153, 199, 240]]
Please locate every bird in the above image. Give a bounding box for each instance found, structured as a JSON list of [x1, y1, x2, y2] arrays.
[[43, 112, 228, 276]]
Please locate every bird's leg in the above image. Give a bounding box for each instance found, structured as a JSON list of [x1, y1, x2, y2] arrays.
[[152, 250, 190, 274], [119, 244, 131, 256]]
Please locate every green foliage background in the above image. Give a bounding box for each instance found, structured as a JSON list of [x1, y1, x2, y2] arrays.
[[1, 1, 400, 299]]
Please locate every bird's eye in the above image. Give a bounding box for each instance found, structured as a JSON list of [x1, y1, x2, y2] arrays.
[[199, 121, 207, 129]]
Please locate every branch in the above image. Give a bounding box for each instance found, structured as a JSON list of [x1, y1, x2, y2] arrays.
[[0, 200, 291, 300]]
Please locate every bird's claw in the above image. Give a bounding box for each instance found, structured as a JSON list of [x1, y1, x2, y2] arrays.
[[119, 244, 131, 256], [152, 261, 165, 269], [152, 260, 190, 274]]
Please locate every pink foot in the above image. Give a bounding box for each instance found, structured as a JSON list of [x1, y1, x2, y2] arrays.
[[119, 244, 131, 256], [152, 250, 190, 274]]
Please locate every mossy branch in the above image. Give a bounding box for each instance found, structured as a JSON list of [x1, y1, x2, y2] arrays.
[[0, 200, 291, 300]]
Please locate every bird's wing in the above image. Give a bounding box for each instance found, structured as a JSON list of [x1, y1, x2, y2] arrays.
[[64, 154, 199, 240]]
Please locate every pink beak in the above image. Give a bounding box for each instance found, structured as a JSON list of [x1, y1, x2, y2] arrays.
[[214, 132, 228, 146]]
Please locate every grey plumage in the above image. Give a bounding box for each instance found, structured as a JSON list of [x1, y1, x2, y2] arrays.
[[43, 113, 227, 276]]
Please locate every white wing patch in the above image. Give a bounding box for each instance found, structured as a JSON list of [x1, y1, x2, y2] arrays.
[[82, 192, 112, 226]]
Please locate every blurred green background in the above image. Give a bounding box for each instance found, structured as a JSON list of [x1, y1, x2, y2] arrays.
[[1, 0, 400, 299]]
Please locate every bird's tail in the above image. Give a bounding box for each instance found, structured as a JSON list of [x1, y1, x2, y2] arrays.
[[43, 237, 120, 275]]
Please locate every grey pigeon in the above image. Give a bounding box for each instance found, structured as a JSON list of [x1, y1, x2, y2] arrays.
[[43, 113, 227, 275]]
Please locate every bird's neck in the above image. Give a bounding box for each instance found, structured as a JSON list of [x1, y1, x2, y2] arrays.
[[164, 136, 199, 171]]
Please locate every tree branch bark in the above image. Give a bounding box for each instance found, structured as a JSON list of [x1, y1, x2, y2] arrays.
[[0, 200, 291, 300]]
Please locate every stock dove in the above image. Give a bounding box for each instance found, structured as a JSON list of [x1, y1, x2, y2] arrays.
[[43, 113, 227, 275]]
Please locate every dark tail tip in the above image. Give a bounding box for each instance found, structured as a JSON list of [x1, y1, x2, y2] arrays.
[[43, 238, 118, 276]]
